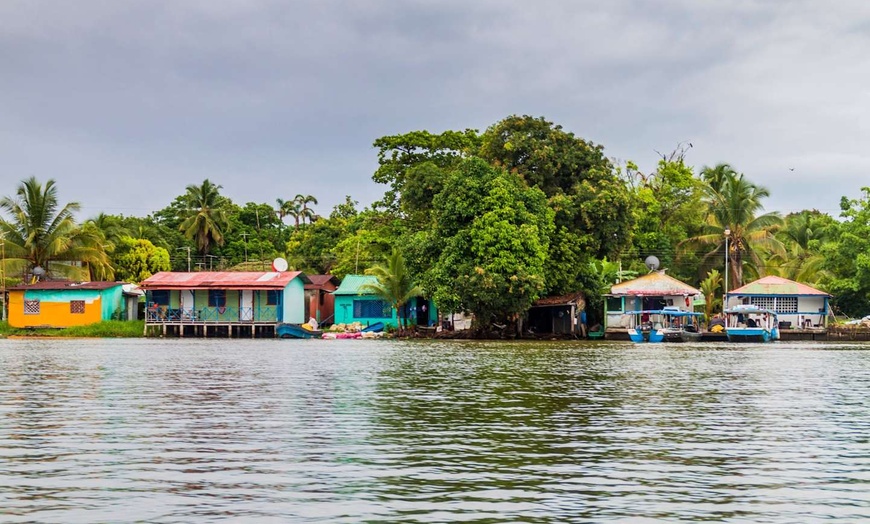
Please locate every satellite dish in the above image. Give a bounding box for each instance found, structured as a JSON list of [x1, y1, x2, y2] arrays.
[[644, 255, 660, 272], [271, 257, 288, 272]]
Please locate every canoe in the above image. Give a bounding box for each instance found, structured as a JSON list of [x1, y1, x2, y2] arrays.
[[361, 322, 385, 333], [277, 323, 323, 339]]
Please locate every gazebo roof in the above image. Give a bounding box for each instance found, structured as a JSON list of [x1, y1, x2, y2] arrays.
[[609, 271, 700, 297]]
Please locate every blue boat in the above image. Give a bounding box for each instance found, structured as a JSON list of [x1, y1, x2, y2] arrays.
[[724, 305, 779, 342], [658, 306, 705, 342], [626, 307, 703, 343], [625, 310, 668, 343], [277, 323, 323, 339], [361, 322, 385, 333]]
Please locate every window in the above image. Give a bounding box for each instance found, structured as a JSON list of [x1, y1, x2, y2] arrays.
[[24, 299, 40, 315], [775, 297, 798, 313], [209, 290, 227, 308], [353, 299, 391, 318], [151, 290, 170, 306], [606, 296, 623, 312], [70, 300, 85, 314], [266, 290, 280, 306], [749, 296, 775, 310]]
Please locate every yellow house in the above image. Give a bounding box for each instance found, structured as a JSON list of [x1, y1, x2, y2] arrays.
[[8, 281, 128, 328]]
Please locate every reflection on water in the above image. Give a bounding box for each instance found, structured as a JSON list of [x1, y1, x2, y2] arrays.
[[0, 339, 868, 522]]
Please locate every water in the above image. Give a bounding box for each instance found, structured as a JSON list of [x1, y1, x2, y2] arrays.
[[0, 339, 868, 523]]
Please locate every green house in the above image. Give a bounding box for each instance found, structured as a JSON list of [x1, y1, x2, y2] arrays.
[[333, 275, 437, 329]]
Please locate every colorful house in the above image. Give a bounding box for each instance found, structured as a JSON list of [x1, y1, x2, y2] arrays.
[[604, 271, 701, 334], [332, 274, 437, 329], [139, 271, 310, 337], [726, 276, 831, 330], [304, 274, 340, 326], [7, 281, 128, 328]]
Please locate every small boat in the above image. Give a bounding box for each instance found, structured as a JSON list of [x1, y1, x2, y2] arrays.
[[724, 305, 779, 342], [277, 323, 323, 339], [658, 307, 705, 343], [361, 322, 385, 333], [626, 310, 667, 343]]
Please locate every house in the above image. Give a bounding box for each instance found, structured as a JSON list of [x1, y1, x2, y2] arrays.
[[304, 274, 340, 326], [604, 271, 701, 334], [139, 271, 310, 337], [7, 281, 129, 328], [528, 292, 586, 336], [726, 276, 831, 330], [332, 274, 437, 329]]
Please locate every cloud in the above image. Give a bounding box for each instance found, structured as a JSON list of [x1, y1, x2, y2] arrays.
[[0, 0, 868, 218]]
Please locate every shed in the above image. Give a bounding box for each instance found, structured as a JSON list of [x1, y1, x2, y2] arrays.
[[528, 292, 586, 336], [605, 271, 701, 331], [304, 274, 340, 326], [8, 281, 127, 328]]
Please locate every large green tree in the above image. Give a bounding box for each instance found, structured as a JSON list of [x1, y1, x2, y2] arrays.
[[114, 237, 171, 283], [822, 189, 870, 316], [429, 158, 553, 334], [0, 177, 112, 281]]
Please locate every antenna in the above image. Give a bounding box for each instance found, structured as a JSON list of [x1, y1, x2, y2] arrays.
[[644, 255, 660, 273]]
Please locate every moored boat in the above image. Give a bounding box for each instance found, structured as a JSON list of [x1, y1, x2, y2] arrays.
[[277, 323, 323, 339], [724, 305, 779, 342], [658, 307, 705, 343]]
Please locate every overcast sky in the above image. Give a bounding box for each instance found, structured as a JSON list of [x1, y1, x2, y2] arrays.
[[2, 0, 869, 220]]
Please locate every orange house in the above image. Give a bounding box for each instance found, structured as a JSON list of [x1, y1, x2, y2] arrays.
[[8, 281, 128, 328]]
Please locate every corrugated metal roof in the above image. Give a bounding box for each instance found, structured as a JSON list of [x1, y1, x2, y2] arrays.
[[332, 274, 379, 295], [9, 281, 124, 291], [304, 274, 340, 289], [729, 276, 830, 296], [140, 271, 309, 290], [532, 292, 586, 307], [610, 272, 700, 296]]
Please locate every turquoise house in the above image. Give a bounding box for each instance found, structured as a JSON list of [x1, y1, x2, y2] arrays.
[[333, 275, 437, 329]]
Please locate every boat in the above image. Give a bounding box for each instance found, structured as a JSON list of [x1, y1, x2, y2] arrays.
[[658, 307, 705, 343], [361, 322, 385, 333], [724, 305, 780, 342], [276, 323, 323, 339], [626, 310, 667, 343]]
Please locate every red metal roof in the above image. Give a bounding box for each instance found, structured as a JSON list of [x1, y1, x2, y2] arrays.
[[8, 281, 124, 291], [610, 271, 700, 296], [729, 276, 830, 296], [140, 271, 309, 290]]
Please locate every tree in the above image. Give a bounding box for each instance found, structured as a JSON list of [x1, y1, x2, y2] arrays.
[[361, 249, 422, 333], [822, 189, 870, 316], [0, 177, 111, 281], [179, 179, 229, 257], [683, 168, 783, 289], [699, 269, 723, 319], [114, 237, 171, 283], [769, 210, 834, 284], [429, 158, 553, 334]]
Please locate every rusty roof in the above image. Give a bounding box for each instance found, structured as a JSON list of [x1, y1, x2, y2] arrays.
[[533, 292, 586, 307], [140, 271, 309, 290], [8, 281, 124, 291], [729, 276, 830, 297], [610, 271, 700, 296], [304, 274, 340, 289]]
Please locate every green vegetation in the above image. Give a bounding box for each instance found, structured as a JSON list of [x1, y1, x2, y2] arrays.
[[5, 113, 870, 331], [0, 320, 145, 338]]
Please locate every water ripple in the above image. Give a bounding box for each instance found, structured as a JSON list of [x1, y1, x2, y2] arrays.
[[0, 338, 869, 522]]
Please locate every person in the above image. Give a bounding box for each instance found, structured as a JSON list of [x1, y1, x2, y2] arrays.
[[579, 309, 587, 338], [421, 303, 428, 326]]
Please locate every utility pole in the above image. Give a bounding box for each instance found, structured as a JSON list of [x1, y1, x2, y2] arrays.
[[240, 232, 249, 263], [177, 247, 191, 272], [0, 238, 5, 322]]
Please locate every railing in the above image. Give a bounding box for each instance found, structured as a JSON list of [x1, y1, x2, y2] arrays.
[[146, 306, 279, 323]]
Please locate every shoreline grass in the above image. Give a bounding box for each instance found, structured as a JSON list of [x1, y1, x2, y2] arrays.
[[0, 320, 145, 338]]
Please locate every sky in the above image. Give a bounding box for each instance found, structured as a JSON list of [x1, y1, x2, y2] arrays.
[[2, 0, 869, 220]]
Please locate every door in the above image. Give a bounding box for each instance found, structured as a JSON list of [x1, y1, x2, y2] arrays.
[[241, 290, 253, 321]]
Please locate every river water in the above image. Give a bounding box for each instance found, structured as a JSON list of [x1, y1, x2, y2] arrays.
[[0, 339, 868, 523]]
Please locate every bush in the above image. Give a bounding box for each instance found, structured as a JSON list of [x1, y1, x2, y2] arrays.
[[0, 320, 145, 338]]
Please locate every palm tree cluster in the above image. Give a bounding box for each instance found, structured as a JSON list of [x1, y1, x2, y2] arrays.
[[180, 179, 229, 257], [276, 194, 318, 227], [0, 177, 112, 281]]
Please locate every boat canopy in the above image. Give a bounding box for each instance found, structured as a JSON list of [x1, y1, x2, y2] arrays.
[[627, 309, 703, 317], [725, 305, 778, 316]]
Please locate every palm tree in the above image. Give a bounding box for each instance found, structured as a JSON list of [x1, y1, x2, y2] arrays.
[[699, 269, 723, 319], [771, 211, 831, 284], [361, 249, 422, 333], [683, 169, 784, 289], [0, 177, 112, 281], [179, 179, 228, 257], [295, 194, 318, 225]]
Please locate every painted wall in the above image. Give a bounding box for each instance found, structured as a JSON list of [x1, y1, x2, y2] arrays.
[[282, 278, 305, 324], [8, 287, 122, 328], [334, 295, 399, 328]]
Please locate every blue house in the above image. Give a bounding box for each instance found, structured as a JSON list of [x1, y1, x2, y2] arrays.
[[332, 275, 436, 329]]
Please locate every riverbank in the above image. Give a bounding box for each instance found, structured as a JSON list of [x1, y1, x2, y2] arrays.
[[0, 320, 145, 338]]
